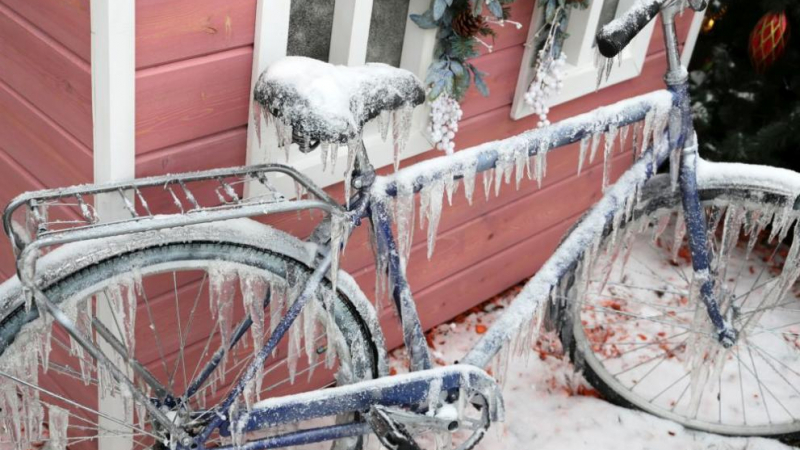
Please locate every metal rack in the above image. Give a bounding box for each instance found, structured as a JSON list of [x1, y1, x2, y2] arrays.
[[3, 164, 342, 278]]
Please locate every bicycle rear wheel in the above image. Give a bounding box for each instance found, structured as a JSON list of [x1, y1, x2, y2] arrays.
[[0, 229, 384, 450], [560, 175, 800, 438]]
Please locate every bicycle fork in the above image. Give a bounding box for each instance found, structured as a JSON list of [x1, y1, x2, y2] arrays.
[[678, 137, 738, 347]]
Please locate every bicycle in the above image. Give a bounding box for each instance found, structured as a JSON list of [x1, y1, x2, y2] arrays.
[[1, 0, 799, 448]]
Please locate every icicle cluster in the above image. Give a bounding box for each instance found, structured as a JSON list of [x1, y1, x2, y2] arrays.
[[595, 47, 620, 88], [253, 99, 415, 178], [524, 52, 567, 128], [429, 94, 463, 155], [372, 91, 674, 275]]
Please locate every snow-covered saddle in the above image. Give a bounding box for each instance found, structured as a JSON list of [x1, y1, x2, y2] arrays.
[[254, 56, 424, 150]]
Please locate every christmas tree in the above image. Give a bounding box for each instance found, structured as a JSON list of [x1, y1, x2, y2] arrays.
[[689, 0, 799, 171]]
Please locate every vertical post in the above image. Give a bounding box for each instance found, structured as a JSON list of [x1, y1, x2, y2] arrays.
[[245, 0, 292, 198], [328, 0, 374, 66], [91, 0, 136, 449]]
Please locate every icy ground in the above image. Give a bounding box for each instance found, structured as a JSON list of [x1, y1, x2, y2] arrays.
[[382, 286, 793, 450]]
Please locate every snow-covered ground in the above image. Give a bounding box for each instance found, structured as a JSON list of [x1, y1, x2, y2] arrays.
[[383, 286, 793, 450]]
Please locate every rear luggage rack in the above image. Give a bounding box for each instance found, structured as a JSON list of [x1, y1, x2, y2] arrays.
[[3, 164, 342, 269]]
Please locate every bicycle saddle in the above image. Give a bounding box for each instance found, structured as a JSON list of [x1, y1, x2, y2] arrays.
[[254, 57, 424, 149]]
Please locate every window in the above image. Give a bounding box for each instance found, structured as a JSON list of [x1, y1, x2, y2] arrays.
[[246, 0, 437, 193], [510, 0, 659, 120]]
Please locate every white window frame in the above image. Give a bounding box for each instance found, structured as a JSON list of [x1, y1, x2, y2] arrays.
[[245, 0, 437, 196], [511, 0, 659, 120]]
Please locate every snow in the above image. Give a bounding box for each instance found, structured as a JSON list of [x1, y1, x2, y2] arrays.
[[384, 289, 794, 450]]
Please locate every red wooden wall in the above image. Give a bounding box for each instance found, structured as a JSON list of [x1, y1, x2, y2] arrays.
[[0, 0, 697, 353]]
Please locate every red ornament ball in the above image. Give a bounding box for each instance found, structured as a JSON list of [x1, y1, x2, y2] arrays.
[[748, 11, 790, 73]]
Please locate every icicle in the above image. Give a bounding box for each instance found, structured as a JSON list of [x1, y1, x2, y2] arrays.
[[328, 212, 350, 297], [671, 210, 687, 263], [209, 267, 237, 376], [641, 110, 655, 151], [420, 180, 445, 259], [253, 101, 262, 148], [274, 119, 293, 162], [462, 163, 477, 205], [589, 131, 602, 164], [602, 126, 618, 191], [595, 49, 607, 88], [514, 146, 530, 190], [632, 120, 643, 160], [618, 124, 630, 153], [494, 158, 507, 198], [534, 143, 549, 189], [304, 294, 320, 379], [330, 143, 340, 173], [343, 139, 362, 208], [444, 175, 459, 206], [378, 109, 391, 142], [716, 205, 744, 272], [392, 104, 413, 171], [395, 183, 416, 268], [48, 405, 68, 450], [269, 282, 285, 344], [286, 293, 302, 385], [240, 272, 267, 358], [320, 142, 330, 172], [746, 209, 770, 259], [577, 135, 590, 175], [39, 313, 53, 373], [653, 106, 670, 147], [605, 55, 615, 82], [482, 169, 494, 201]]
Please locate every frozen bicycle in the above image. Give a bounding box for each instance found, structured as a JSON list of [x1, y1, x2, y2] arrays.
[[2, 0, 800, 448]]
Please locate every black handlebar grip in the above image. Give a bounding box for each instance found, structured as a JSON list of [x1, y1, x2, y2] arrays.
[[595, 0, 663, 58]]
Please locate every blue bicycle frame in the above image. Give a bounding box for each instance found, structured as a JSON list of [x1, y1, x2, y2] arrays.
[[178, 2, 746, 447]]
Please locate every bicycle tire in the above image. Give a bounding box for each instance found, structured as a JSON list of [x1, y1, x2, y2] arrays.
[[559, 174, 800, 439], [0, 226, 386, 450]]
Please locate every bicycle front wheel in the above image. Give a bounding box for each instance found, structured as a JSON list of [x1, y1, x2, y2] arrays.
[[0, 228, 384, 450], [561, 175, 800, 438]]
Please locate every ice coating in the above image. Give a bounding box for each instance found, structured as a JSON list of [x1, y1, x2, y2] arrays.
[[371, 90, 674, 266]]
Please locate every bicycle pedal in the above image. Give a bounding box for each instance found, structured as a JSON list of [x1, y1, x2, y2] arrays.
[[367, 405, 423, 450]]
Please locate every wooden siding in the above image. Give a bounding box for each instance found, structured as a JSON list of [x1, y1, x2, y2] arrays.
[[0, 0, 92, 279]]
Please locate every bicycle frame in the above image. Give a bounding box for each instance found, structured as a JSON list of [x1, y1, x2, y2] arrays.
[[1, 1, 739, 449]]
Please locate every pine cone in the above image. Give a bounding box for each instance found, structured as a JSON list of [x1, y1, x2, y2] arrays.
[[452, 9, 485, 38]]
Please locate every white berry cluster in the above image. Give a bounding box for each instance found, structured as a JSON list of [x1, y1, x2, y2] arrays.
[[524, 51, 567, 128], [429, 93, 463, 155]]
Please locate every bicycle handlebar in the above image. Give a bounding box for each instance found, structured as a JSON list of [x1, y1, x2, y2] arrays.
[[596, 0, 709, 59], [595, 0, 663, 58]]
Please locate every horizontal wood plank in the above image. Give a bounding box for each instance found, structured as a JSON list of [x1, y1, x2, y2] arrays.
[[0, 0, 90, 61], [136, 47, 252, 154], [0, 4, 92, 148], [0, 79, 92, 188], [136, 0, 256, 69]]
